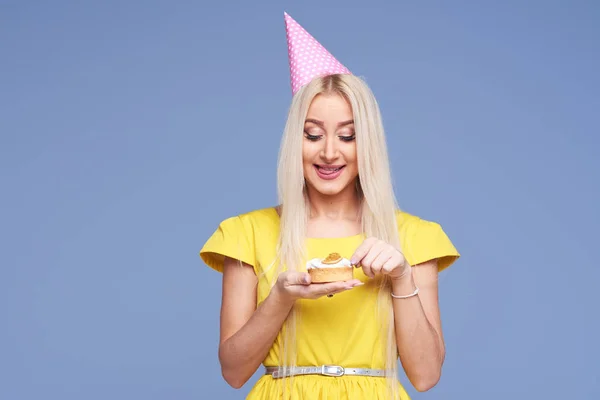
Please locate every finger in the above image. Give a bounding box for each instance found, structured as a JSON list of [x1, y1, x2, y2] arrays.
[[344, 279, 364, 287], [324, 281, 364, 297], [386, 254, 411, 279], [370, 247, 395, 275], [327, 287, 348, 297], [381, 256, 399, 275], [284, 271, 311, 286], [398, 253, 409, 270], [361, 241, 387, 270], [359, 241, 386, 278], [350, 237, 378, 265], [317, 282, 350, 296], [361, 263, 375, 279], [307, 282, 357, 298]]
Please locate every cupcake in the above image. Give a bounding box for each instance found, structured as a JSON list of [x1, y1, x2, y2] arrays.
[[306, 252, 354, 283]]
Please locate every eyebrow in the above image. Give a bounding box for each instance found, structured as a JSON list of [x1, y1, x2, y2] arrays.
[[305, 118, 354, 128]]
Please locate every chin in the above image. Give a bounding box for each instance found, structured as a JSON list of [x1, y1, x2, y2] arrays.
[[306, 179, 356, 197], [313, 186, 346, 196]]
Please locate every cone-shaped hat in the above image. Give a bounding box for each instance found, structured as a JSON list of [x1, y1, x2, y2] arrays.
[[284, 12, 351, 95]]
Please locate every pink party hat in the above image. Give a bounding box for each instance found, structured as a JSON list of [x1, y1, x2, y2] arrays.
[[284, 12, 351, 95]]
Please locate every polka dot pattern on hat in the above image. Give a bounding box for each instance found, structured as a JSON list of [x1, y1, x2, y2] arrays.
[[284, 12, 351, 95]]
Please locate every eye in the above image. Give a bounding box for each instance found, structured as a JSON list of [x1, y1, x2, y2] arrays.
[[304, 131, 322, 141], [339, 134, 356, 142]]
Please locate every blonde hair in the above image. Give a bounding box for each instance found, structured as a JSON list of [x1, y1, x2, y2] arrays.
[[275, 74, 402, 398]]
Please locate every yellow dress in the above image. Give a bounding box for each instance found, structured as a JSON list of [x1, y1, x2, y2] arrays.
[[200, 207, 460, 399]]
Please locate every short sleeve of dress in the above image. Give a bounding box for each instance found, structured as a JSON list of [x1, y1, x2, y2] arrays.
[[404, 218, 460, 272], [199, 215, 257, 274]]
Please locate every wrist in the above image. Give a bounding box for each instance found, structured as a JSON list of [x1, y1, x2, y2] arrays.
[[269, 285, 296, 310], [391, 273, 416, 290], [390, 275, 419, 300], [390, 265, 413, 283]]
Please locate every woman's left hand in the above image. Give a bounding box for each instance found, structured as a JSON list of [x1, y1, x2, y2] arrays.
[[350, 237, 411, 281]]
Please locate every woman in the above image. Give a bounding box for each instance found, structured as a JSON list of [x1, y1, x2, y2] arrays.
[[200, 13, 460, 399]]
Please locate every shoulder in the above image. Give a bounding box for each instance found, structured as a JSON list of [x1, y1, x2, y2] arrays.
[[199, 206, 279, 273], [236, 206, 280, 230], [394, 210, 460, 272], [395, 210, 423, 230], [207, 206, 278, 234], [224, 207, 280, 245], [395, 210, 444, 237]]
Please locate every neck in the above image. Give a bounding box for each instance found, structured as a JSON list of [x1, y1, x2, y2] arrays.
[[305, 182, 361, 220]]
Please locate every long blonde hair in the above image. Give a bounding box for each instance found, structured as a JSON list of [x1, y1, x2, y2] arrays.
[[275, 74, 402, 398]]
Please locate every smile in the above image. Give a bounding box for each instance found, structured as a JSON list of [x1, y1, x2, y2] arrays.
[[314, 165, 345, 180]]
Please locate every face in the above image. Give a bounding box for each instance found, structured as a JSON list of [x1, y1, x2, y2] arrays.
[[302, 93, 358, 197]]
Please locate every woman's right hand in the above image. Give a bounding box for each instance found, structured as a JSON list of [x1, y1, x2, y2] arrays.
[[273, 271, 363, 303]]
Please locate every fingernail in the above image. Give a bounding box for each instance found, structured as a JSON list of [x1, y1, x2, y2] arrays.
[[346, 283, 363, 289]]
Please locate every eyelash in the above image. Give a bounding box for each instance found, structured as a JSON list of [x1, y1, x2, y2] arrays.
[[304, 132, 356, 142]]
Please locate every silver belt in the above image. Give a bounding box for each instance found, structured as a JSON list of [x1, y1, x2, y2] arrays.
[[265, 365, 387, 379]]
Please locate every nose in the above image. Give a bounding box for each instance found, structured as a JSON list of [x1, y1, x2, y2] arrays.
[[320, 136, 339, 162]]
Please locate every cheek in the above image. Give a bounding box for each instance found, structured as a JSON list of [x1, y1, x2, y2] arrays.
[[345, 147, 359, 175], [344, 145, 358, 163], [302, 142, 318, 163], [302, 147, 310, 164], [350, 149, 358, 163]]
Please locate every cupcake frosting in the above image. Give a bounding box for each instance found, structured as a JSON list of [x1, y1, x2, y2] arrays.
[[306, 257, 352, 269]]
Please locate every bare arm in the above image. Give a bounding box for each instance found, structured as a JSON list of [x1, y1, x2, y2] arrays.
[[217, 256, 362, 389], [218, 256, 293, 388], [391, 259, 445, 392]]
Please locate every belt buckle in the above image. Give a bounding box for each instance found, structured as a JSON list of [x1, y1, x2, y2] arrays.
[[321, 365, 344, 377]]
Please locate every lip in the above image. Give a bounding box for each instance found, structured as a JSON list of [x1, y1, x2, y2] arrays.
[[314, 164, 345, 180], [315, 164, 345, 169]]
